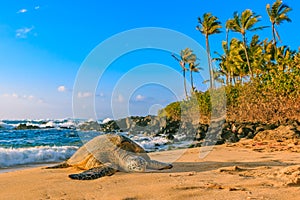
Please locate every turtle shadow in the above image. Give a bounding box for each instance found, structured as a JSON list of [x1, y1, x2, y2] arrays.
[[149, 160, 298, 174]]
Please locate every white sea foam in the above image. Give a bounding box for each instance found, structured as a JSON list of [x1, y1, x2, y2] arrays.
[[135, 136, 169, 150], [0, 121, 14, 129], [102, 118, 113, 124], [40, 121, 56, 128], [0, 146, 78, 168], [59, 120, 77, 129]]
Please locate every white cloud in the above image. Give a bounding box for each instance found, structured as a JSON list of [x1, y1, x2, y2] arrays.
[[2, 93, 42, 103], [77, 92, 93, 98], [34, 6, 40, 10], [57, 86, 67, 92], [16, 26, 35, 39], [135, 94, 146, 102], [17, 8, 28, 14]]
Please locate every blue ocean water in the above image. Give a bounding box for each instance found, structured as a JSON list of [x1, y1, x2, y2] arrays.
[[0, 119, 104, 169], [0, 119, 190, 170]]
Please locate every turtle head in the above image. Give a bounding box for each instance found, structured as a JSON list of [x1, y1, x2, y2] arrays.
[[126, 156, 146, 172]]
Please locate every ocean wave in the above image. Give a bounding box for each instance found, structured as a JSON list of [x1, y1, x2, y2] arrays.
[[131, 135, 169, 151], [1, 119, 80, 130], [0, 121, 15, 129], [0, 146, 78, 168], [102, 118, 113, 124]]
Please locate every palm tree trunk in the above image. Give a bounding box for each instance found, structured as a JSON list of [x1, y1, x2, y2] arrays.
[[190, 70, 194, 92], [226, 74, 229, 85], [242, 34, 253, 78], [272, 23, 277, 47], [226, 28, 229, 47], [183, 70, 188, 100], [206, 35, 214, 89]]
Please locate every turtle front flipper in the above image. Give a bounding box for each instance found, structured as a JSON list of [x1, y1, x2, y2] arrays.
[[147, 160, 173, 170], [69, 163, 117, 180]]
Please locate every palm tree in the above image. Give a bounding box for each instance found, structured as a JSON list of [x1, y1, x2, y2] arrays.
[[226, 9, 267, 78], [266, 0, 292, 47], [274, 45, 295, 71], [172, 48, 197, 99], [189, 62, 201, 92], [229, 38, 249, 83], [215, 39, 242, 85], [214, 41, 231, 85], [196, 13, 222, 89], [248, 35, 265, 75]]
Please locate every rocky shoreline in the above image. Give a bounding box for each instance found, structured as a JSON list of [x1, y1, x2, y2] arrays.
[[78, 115, 300, 148], [9, 115, 299, 149]]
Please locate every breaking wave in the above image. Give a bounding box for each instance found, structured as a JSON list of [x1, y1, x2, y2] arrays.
[[0, 146, 78, 168]]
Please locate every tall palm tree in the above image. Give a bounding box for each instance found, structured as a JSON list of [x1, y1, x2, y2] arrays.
[[172, 48, 197, 99], [266, 0, 292, 47], [226, 9, 267, 78], [196, 13, 222, 89], [225, 20, 231, 47]]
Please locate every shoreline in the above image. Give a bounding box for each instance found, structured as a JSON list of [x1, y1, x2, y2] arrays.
[[1, 144, 300, 200], [0, 163, 57, 174]]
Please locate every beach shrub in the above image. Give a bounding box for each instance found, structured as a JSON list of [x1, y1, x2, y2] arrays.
[[161, 66, 300, 124]]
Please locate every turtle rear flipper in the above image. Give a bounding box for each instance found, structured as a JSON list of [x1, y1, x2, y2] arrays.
[[69, 163, 117, 180], [45, 162, 71, 169]]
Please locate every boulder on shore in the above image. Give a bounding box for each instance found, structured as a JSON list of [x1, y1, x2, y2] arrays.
[[254, 125, 300, 142]]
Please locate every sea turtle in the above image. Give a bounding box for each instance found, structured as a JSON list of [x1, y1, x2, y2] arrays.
[[46, 134, 172, 180]]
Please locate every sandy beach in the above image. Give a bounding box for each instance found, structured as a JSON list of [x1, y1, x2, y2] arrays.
[[1, 140, 300, 200]]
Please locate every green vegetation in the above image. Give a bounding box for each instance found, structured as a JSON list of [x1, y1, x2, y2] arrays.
[[160, 0, 299, 124]]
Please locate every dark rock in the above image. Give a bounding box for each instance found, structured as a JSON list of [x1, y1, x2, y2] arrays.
[[194, 133, 202, 141], [216, 138, 225, 145], [237, 127, 253, 138], [115, 118, 131, 131], [227, 134, 239, 143], [78, 121, 102, 131], [221, 130, 234, 140], [265, 123, 278, 130], [255, 126, 265, 132], [166, 133, 174, 140], [246, 132, 256, 139], [189, 141, 202, 148], [15, 123, 40, 130]]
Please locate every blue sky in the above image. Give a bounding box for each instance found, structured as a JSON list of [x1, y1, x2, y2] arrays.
[[0, 0, 299, 119]]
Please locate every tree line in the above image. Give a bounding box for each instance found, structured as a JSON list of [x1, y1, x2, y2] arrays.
[[172, 0, 298, 93], [163, 0, 299, 123]]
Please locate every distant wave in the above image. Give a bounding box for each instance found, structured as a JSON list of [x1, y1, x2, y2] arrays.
[[0, 119, 80, 130], [0, 121, 14, 129], [0, 146, 78, 168]]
